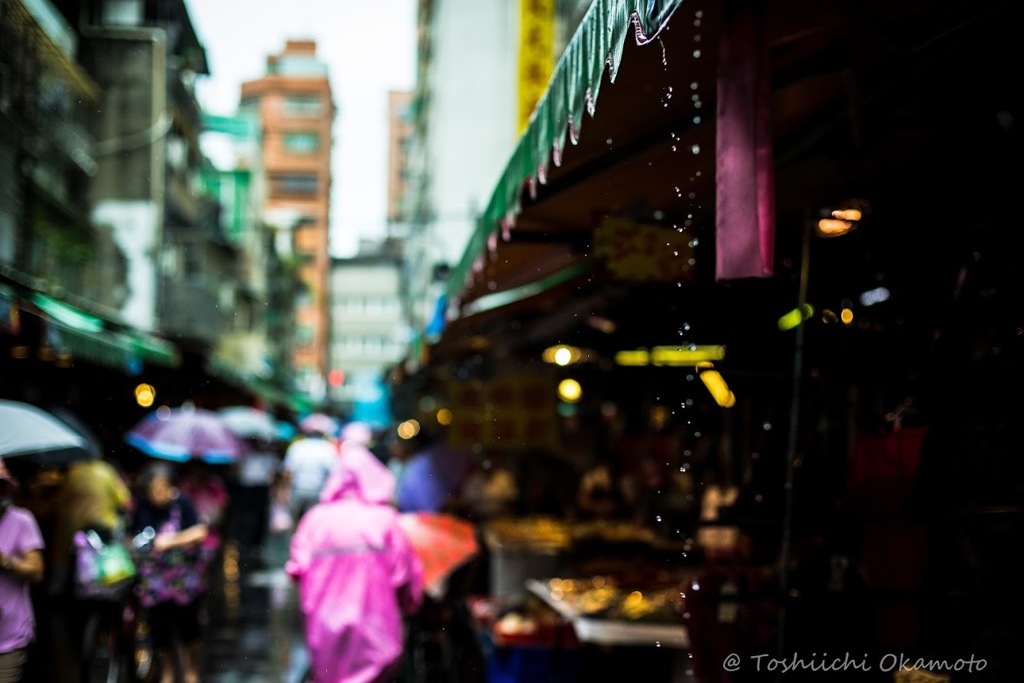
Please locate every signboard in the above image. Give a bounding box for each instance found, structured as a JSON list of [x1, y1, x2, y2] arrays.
[[447, 372, 557, 449], [593, 217, 697, 282], [518, 0, 555, 134]]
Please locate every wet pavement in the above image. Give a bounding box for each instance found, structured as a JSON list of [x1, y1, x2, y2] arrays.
[[203, 532, 310, 683]]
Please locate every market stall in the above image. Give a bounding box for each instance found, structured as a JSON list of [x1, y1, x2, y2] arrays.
[[414, 0, 1021, 679]]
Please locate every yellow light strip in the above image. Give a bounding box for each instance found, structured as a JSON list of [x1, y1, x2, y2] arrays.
[[614, 345, 726, 367], [697, 363, 736, 408]]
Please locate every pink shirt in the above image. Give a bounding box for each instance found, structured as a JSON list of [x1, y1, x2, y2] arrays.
[[0, 506, 45, 653]]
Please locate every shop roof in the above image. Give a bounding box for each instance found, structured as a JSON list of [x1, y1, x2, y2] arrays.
[[438, 0, 1015, 367]]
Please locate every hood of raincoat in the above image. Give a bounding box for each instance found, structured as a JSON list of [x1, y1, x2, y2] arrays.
[[319, 441, 395, 506], [340, 421, 373, 446]]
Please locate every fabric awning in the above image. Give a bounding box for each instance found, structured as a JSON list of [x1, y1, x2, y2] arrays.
[[447, 0, 688, 310], [206, 359, 315, 414], [443, 0, 962, 336], [28, 293, 180, 369]]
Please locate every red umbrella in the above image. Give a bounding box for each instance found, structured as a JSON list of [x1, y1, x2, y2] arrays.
[[396, 512, 479, 599]]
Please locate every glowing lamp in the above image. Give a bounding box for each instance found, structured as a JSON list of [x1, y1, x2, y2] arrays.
[[778, 305, 815, 331], [697, 363, 736, 408], [816, 218, 855, 237], [543, 345, 581, 366], [397, 419, 421, 440], [134, 383, 156, 408], [558, 379, 582, 403]]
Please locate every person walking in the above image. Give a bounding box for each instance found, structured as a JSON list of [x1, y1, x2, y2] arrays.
[[0, 457, 45, 683], [130, 464, 209, 683], [281, 430, 336, 522], [50, 456, 132, 595], [287, 439, 423, 683], [233, 436, 280, 553]]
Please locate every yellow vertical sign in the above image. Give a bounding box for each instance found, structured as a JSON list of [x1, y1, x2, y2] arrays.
[[518, 0, 555, 134]]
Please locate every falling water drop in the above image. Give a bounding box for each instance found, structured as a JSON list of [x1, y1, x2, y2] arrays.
[[691, 144, 700, 154]]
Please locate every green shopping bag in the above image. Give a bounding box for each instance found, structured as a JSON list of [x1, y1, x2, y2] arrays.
[[74, 530, 137, 599]]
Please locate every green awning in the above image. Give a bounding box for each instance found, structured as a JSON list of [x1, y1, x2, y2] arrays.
[[30, 293, 181, 369], [31, 294, 103, 333], [51, 326, 136, 368], [130, 332, 181, 368], [207, 359, 315, 414], [461, 262, 595, 317], [448, 0, 683, 303]]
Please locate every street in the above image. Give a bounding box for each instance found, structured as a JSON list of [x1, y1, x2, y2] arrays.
[[203, 535, 309, 683]]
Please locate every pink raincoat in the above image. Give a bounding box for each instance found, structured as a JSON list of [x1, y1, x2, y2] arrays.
[[287, 441, 423, 683]]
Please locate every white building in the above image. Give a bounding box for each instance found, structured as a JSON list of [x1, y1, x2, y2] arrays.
[[402, 0, 594, 353], [328, 241, 406, 414]]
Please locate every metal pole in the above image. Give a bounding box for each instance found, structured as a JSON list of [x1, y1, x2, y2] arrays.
[[777, 210, 813, 660]]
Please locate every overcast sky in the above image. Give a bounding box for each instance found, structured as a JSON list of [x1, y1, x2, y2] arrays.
[[184, 0, 417, 257]]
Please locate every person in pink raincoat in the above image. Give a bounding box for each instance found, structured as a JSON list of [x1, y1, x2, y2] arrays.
[[287, 429, 423, 683]]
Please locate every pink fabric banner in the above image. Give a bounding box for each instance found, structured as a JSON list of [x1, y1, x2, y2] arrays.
[[715, 0, 775, 281]]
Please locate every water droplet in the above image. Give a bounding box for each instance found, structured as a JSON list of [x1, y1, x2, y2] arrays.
[[694, 34, 701, 42], [693, 116, 702, 124], [695, 10, 703, 18], [656, 641, 662, 648], [693, 49, 702, 59], [691, 145, 700, 154], [605, 138, 613, 145], [671, 145, 677, 152], [673, 251, 679, 256], [694, 19, 701, 27], [692, 94, 700, 102], [688, 192, 696, 199], [696, 171, 702, 177], [689, 239, 699, 247], [694, 101, 702, 109], [656, 515, 663, 522], [690, 82, 699, 90]]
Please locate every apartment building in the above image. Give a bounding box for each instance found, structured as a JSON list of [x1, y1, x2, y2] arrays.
[[241, 39, 335, 401]]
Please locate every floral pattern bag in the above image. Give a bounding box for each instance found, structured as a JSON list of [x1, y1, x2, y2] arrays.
[[133, 504, 206, 607]]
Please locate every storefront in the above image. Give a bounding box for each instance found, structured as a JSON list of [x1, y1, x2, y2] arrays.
[[415, 0, 1021, 680]]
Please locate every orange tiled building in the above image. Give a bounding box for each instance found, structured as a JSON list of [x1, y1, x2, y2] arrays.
[[242, 40, 335, 396]]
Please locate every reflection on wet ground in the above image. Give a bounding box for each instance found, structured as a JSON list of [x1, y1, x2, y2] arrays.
[[204, 533, 309, 683]]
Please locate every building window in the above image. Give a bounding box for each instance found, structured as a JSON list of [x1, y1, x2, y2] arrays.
[[284, 133, 320, 154], [271, 174, 318, 196], [296, 324, 315, 348], [282, 95, 323, 117]]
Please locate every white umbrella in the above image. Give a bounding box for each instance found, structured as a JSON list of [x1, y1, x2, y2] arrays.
[[218, 406, 280, 442], [0, 399, 93, 465]]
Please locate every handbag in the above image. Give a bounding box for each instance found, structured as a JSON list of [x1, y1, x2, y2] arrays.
[[74, 529, 136, 600]]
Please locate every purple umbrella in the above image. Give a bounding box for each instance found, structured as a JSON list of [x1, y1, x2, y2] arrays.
[[126, 405, 244, 464]]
